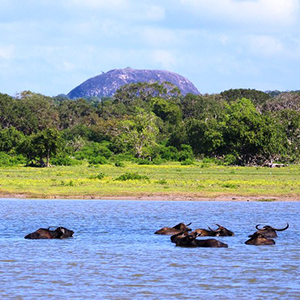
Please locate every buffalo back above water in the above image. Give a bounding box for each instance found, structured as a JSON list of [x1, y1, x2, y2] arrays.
[[155, 222, 192, 235], [171, 231, 228, 248], [190, 224, 234, 237], [24, 227, 74, 239], [190, 228, 215, 237]]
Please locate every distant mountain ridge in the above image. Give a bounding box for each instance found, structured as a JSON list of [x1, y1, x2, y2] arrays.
[[67, 68, 200, 99]]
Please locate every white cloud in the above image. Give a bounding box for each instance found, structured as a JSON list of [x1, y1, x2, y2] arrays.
[[141, 28, 179, 47], [247, 35, 284, 56], [151, 50, 177, 69], [180, 0, 299, 28], [62, 0, 164, 22], [0, 45, 14, 59], [64, 0, 128, 9], [61, 61, 76, 72]]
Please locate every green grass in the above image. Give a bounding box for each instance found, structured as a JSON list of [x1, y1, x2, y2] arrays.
[[0, 162, 300, 199]]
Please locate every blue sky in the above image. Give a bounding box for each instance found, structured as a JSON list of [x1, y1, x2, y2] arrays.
[[1, 0, 300, 96]]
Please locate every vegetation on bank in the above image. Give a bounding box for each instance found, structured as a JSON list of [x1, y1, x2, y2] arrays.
[[0, 163, 300, 199], [1, 85, 300, 168]]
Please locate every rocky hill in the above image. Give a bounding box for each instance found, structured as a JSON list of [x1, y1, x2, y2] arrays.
[[67, 68, 200, 99]]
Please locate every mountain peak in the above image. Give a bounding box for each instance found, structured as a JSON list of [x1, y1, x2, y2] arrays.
[[67, 68, 200, 99]]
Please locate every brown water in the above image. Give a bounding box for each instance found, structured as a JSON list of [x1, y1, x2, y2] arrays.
[[0, 199, 299, 299]]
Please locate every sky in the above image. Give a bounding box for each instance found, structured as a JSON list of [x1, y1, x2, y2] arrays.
[[1, 0, 300, 97]]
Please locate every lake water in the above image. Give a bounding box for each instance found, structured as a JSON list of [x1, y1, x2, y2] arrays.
[[0, 199, 299, 300]]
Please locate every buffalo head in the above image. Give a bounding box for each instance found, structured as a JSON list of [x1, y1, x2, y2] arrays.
[[208, 224, 235, 236], [254, 223, 289, 238]]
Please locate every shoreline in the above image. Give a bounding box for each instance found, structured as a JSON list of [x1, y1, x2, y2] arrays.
[[1, 193, 300, 201]]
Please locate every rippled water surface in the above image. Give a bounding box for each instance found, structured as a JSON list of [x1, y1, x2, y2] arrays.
[[0, 199, 299, 299]]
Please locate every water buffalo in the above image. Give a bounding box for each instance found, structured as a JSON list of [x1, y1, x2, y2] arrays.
[[190, 224, 234, 237], [190, 228, 215, 236], [208, 224, 235, 236], [155, 222, 192, 235], [24, 226, 74, 239], [254, 223, 289, 238], [171, 231, 228, 248], [245, 232, 275, 245]]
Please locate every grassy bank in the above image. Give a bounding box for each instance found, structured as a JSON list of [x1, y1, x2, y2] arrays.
[[1, 162, 300, 200]]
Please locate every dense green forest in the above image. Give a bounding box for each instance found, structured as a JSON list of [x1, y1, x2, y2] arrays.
[[1, 83, 300, 167]]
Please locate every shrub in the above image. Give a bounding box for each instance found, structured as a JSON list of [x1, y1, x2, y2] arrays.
[[51, 154, 81, 166], [75, 142, 112, 160], [0, 152, 26, 166], [156, 179, 168, 185], [112, 153, 136, 162], [135, 158, 152, 165], [88, 156, 108, 165], [223, 154, 238, 166], [181, 159, 194, 165], [115, 161, 125, 167], [152, 157, 166, 165], [157, 145, 179, 161], [178, 144, 194, 161], [115, 172, 150, 181], [89, 173, 105, 180]]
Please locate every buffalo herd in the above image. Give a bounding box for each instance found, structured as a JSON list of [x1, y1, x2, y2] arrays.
[[155, 222, 289, 248], [24, 222, 289, 248]]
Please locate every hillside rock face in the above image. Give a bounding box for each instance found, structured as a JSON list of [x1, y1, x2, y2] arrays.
[[67, 68, 200, 99]]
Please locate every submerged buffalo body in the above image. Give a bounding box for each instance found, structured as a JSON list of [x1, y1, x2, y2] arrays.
[[171, 231, 228, 248], [25, 227, 74, 239], [155, 222, 192, 235], [245, 232, 275, 245]]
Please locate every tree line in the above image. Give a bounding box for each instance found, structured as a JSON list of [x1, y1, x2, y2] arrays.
[[1, 83, 300, 167]]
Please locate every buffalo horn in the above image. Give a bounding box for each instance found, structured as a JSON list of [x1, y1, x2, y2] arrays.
[[208, 226, 215, 232], [274, 223, 289, 231], [255, 224, 263, 230]]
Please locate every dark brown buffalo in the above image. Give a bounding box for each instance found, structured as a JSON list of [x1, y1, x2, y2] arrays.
[[209, 224, 234, 236], [190, 224, 234, 237], [155, 222, 192, 235], [254, 223, 289, 238], [171, 231, 228, 248], [245, 232, 275, 245], [25, 226, 74, 239]]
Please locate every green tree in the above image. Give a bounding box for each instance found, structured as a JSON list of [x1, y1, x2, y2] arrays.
[[114, 108, 159, 159], [58, 98, 97, 129], [114, 82, 181, 105], [20, 128, 63, 167], [150, 97, 182, 125], [186, 118, 225, 156], [0, 93, 18, 129], [14, 91, 59, 134], [221, 88, 270, 106], [219, 98, 288, 165], [0, 127, 25, 152], [181, 93, 224, 120]]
